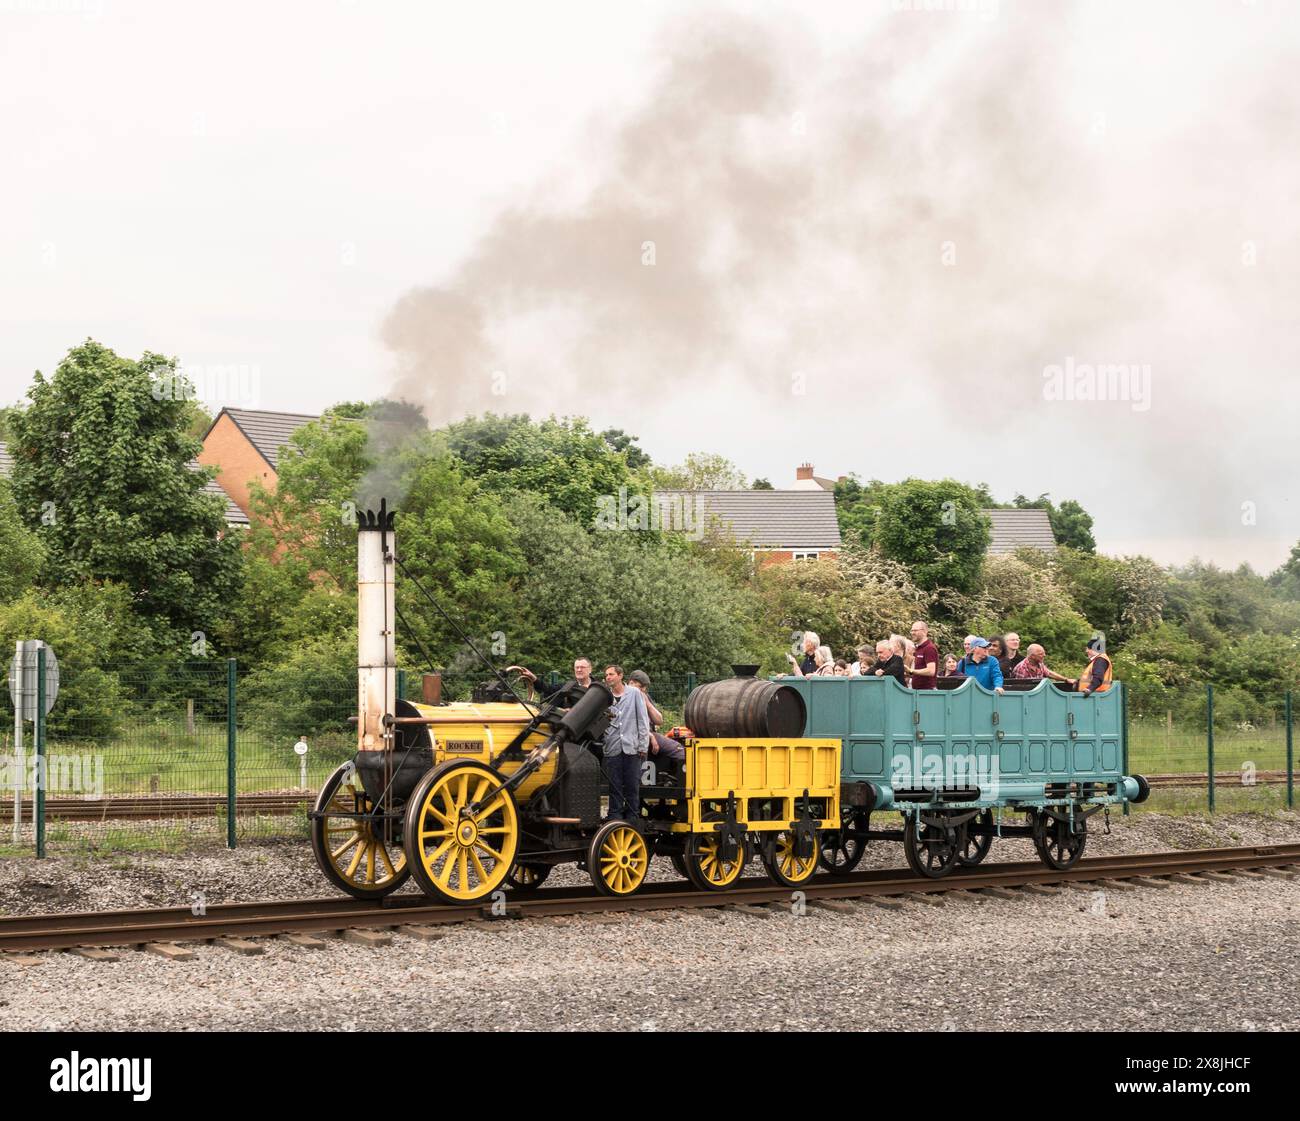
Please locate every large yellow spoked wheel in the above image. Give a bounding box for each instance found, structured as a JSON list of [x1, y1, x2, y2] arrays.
[[684, 823, 749, 892], [763, 829, 820, 888], [403, 760, 519, 904], [588, 820, 649, 896], [311, 762, 410, 900]]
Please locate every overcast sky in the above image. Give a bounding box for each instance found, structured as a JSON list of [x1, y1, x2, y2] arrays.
[[3, 0, 1297, 571]]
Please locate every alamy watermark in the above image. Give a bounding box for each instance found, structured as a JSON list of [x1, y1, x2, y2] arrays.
[[151, 363, 262, 409], [1042, 357, 1151, 412], [0, 753, 104, 795], [594, 487, 708, 539]]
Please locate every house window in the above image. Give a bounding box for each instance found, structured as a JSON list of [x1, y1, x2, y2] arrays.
[[792, 551, 820, 561]]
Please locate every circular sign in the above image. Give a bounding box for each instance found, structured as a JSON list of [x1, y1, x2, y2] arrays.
[[7, 641, 59, 720], [294, 738, 308, 756]]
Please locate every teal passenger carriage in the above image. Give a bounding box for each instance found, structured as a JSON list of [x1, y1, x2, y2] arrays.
[[782, 675, 1150, 878]]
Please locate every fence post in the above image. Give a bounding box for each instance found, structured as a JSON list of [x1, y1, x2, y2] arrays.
[[548, 671, 559, 692], [686, 671, 697, 697], [396, 668, 407, 705], [1206, 683, 1215, 814], [35, 645, 46, 859], [226, 658, 237, 849], [1121, 682, 1130, 818], [1286, 690, 1294, 811]]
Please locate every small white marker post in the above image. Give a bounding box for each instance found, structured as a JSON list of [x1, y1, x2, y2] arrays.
[[11, 641, 23, 844], [294, 737, 308, 790]]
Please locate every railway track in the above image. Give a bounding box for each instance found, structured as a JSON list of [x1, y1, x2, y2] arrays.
[[3, 843, 1297, 956], [0, 771, 1290, 825]]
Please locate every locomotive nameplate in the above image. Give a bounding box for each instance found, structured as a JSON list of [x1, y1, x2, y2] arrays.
[[444, 739, 485, 753]]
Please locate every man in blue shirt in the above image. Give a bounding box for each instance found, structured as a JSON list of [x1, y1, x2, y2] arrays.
[[962, 638, 1005, 694], [602, 665, 650, 822]]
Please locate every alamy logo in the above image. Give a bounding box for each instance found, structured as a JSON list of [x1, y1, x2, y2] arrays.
[[1042, 357, 1152, 412], [49, 1052, 151, 1101]]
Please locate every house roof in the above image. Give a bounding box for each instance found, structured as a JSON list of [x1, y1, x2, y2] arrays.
[[984, 508, 1057, 554], [655, 489, 842, 550], [0, 441, 12, 477], [187, 460, 249, 526], [208, 408, 319, 470]]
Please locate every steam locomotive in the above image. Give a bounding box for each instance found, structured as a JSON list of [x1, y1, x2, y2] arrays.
[[309, 504, 1149, 904]]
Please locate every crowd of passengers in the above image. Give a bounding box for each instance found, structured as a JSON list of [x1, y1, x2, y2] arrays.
[[782, 624, 1113, 697]]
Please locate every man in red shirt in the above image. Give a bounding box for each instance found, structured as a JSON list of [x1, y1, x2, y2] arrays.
[[909, 620, 940, 689]]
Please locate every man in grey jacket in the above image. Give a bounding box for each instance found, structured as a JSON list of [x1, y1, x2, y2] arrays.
[[602, 665, 649, 823]]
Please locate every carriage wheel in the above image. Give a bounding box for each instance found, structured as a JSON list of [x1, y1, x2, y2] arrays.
[[902, 814, 961, 879], [957, 810, 994, 867], [311, 762, 410, 899], [764, 829, 820, 887], [589, 821, 649, 896], [403, 760, 519, 903], [819, 806, 867, 875], [669, 852, 691, 880], [505, 862, 550, 892], [684, 824, 749, 891], [1032, 809, 1088, 870]]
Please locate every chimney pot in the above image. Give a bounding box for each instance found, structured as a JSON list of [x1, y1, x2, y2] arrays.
[[796, 463, 814, 480]]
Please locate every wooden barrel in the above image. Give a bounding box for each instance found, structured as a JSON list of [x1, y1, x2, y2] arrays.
[[683, 678, 807, 738]]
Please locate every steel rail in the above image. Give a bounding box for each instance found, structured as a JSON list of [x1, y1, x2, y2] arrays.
[[2, 843, 1297, 954]]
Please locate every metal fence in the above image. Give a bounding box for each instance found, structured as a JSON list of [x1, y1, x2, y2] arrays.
[[2, 661, 1295, 859]]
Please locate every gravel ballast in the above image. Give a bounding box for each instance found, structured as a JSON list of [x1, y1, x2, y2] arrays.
[[1, 811, 1298, 1031]]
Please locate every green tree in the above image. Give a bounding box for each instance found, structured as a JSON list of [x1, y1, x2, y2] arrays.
[[832, 475, 888, 549], [750, 477, 773, 490], [441, 413, 638, 526], [649, 452, 746, 491], [502, 493, 750, 678], [1010, 493, 1096, 552], [0, 478, 44, 602], [0, 585, 139, 741], [874, 479, 991, 594], [9, 341, 242, 649]]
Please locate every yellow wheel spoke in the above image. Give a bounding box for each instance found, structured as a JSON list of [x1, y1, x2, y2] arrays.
[[475, 839, 505, 863], [345, 841, 366, 879], [471, 790, 507, 823], [420, 827, 453, 842], [331, 833, 362, 860], [457, 848, 470, 889]]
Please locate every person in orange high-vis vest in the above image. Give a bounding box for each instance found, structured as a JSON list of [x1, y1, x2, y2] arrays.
[[1076, 637, 1113, 695]]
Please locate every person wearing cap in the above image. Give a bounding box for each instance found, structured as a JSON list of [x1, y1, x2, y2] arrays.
[[961, 638, 1004, 694], [627, 670, 685, 777], [1076, 638, 1114, 695]]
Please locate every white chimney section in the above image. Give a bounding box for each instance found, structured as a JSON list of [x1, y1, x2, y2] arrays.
[[357, 500, 395, 755]]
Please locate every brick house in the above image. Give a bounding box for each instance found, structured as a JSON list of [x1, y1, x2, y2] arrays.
[[198, 408, 319, 523], [654, 488, 842, 566]]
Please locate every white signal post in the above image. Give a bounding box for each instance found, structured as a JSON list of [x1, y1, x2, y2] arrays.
[[11, 641, 20, 843], [294, 737, 308, 790]]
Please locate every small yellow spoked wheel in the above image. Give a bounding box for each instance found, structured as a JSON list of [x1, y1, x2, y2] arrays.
[[311, 762, 410, 899], [505, 862, 550, 892], [684, 825, 749, 892], [763, 829, 820, 888], [403, 760, 519, 904], [589, 820, 649, 896]]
